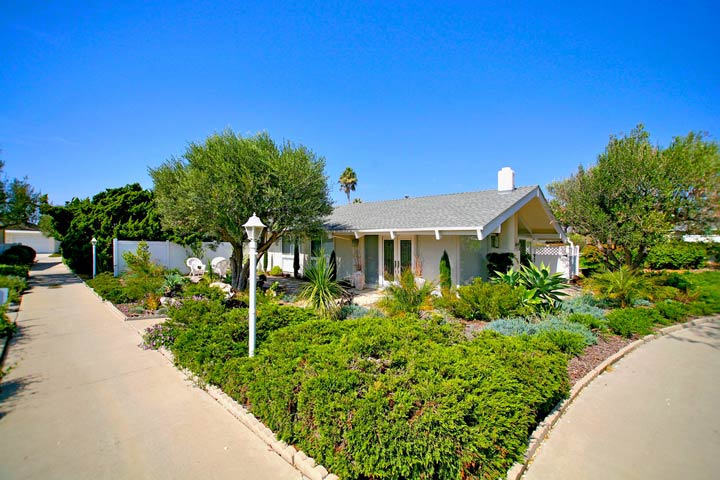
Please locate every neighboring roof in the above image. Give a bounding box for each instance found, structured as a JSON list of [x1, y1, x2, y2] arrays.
[[4, 224, 42, 232], [325, 185, 565, 241]]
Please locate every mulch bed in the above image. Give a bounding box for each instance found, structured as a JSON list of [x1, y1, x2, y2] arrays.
[[567, 334, 633, 385]]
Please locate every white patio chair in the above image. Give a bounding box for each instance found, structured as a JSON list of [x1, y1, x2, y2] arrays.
[[186, 257, 206, 279], [211, 256, 230, 278]]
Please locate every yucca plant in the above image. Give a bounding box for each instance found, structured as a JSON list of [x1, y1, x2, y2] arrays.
[[379, 268, 436, 317], [298, 251, 345, 319], [585, 265, 650, 308]]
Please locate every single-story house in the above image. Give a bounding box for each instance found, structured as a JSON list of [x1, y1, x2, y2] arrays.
[[265, 168, 578, 286], [3, 225, 60, 254]]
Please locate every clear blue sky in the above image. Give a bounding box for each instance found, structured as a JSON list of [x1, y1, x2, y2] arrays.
[[2, 1, 718, 207]]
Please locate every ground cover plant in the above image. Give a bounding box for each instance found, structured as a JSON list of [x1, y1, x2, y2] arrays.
[[143, 298, 318, 385], [221, 316, 569, 480]]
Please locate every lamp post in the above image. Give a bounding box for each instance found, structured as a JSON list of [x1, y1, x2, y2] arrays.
[[242, 213, 266, 357], [91, 237, 98, 278]]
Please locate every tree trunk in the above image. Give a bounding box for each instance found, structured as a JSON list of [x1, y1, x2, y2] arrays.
[[230, 242, 245, 290]]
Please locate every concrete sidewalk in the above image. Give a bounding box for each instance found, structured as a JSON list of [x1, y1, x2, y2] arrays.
[[0, 256, 301, 479], [523, 320, 720, 480]]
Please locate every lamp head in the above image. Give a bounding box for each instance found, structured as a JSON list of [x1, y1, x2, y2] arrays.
[[242, 213, 266, 242]]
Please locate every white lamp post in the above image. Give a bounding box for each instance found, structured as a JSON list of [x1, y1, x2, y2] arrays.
[[91, 237, 98, 278], [242, 213, 266, 357]]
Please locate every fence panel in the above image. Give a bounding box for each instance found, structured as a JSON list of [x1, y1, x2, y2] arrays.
[[113, 239, 234, 276]]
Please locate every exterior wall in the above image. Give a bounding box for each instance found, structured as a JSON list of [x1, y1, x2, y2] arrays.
[[113, 240, 233, 276], [5, 230, 60, 254], [459, 236, 489, 284], [333, 236, 355, 280], [416, 235, 459, 286]]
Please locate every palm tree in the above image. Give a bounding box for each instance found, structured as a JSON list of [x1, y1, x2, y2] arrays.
[[338, 167, 358, 204]]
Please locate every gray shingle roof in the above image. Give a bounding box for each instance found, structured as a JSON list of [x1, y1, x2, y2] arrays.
[[325, 185, 539, 231]]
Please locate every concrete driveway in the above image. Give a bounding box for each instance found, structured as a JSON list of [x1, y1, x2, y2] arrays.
[[523, 320, 720, 480], [0, 256, 301, 479]]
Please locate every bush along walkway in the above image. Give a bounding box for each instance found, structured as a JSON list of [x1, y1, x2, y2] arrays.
[[514, 316, 720, 480], [0, 256, 303, 480]]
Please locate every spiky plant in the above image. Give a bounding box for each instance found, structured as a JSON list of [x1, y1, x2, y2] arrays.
[[585, 265, 650, 308], [378, 268, 436, 317], [298, 251, 345, 319]]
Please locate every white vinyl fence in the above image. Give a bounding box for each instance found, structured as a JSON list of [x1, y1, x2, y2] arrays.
[[113, 239, 233, 276], [532, 244, 580, 279]]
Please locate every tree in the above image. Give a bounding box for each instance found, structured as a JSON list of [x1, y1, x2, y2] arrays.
[[150, 130, 333, 290], [0, 160, 47, 231], [548, 125, 719, 268], [338, 167, 358, 204], [440, 250, 452, 289], [41, 184, 177, 274]]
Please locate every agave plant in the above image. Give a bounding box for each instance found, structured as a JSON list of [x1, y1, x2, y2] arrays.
[[494, 262, 568, 313], [298, 251, 345, 319], [493, 267, 522, 287]]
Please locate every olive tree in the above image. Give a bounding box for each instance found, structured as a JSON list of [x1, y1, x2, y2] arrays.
[[549, 125, 719, 268], [150, 130, 333, 290]]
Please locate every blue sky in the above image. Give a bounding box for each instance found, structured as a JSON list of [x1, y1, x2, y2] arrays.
[[2, 1, 718, 207]]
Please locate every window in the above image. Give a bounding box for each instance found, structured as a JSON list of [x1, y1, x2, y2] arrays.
[[310, 238, 321, 257], [282, 238, 294, 255]]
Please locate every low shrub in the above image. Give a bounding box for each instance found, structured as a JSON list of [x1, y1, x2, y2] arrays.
[[560, 294, 607, 320], [338, 304, 384, 320], [653, 300, 687, 323], [0, 305, 16, 337], [0, 264, 30, 277], [0, 275, 28, 304], [535, 329, 587, 356], [484, 317, 596, 354], [486, 252, 515, 276], [222, 317, 568, 480], [166, 300, 318, 385], [141, 322, 177, 350], [0, 245, 36, 265], [606, 308, 661, 337], [484, 317, 536, 336], [268, 265, 284, 276], [87, 272, 131, 304], [443, 279, 532, 320], [566, 312, 607, 330], [683, 271, 720, 316], [645, 242, 706, 270]]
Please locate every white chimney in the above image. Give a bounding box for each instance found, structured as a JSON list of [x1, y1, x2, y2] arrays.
[[498, 167, 515, 192]]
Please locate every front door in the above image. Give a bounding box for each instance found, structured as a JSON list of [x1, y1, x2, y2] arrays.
[[383, 237, 413, 281]]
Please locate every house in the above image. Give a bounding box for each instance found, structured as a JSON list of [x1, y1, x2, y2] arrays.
[[265, 168, 578, 286], [3, 225, 60, 254]]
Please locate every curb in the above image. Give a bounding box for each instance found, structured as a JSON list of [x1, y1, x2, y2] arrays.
[[506, 314, 720, 480]]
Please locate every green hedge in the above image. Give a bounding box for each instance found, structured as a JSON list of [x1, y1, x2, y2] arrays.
[[0, 245, 36, 266], [645, 242, 706, 270], [0, 264, 30, 277], [221, 317, 569, 480], [0, 275, 28, 304], [166, 300, 318, 385]]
